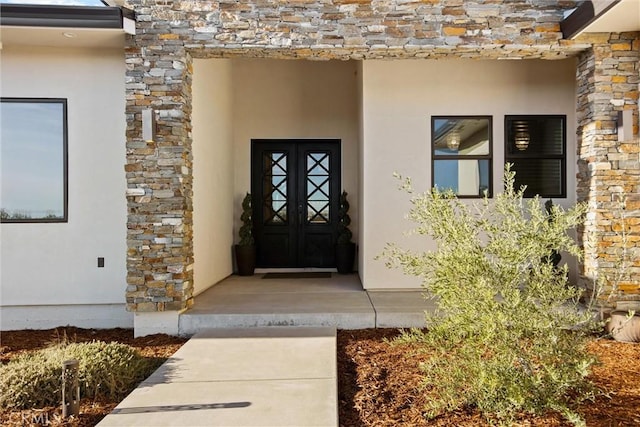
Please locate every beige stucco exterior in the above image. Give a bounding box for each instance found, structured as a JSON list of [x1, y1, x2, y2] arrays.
[[0, 45, 130, 329], [192, 59, 235, 296], [191, 58, 361, 293], [360, 58, 579, 288], [191, 57, 580, 293]]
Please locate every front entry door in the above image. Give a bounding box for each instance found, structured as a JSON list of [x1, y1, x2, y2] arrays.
[[251, 139, 341, 268]]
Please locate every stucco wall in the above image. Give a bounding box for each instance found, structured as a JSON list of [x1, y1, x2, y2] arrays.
[[361, 58, 577, 289], [192, 59, 234, 295], [231, 58, 360, 246], [0, 46, 129, 329]]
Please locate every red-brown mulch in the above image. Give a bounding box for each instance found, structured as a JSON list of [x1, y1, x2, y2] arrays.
[[338, 329, 640, 426], [1, 327, 639, 426]]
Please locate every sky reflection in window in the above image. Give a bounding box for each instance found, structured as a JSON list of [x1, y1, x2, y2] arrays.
[[1, 99, 67, 221]]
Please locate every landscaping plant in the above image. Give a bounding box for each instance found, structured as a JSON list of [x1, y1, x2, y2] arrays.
[[337, 191, 353, 245], [238, 192, 254, 247], [381, 165, 599, 426], [0, 341, 160, 409]]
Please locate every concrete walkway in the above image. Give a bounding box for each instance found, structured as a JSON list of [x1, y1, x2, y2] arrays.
[[98, 327, 337, 427], [100, 274, 434, 426]]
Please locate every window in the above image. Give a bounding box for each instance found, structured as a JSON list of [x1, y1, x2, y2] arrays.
[[432, 116, 492, 198], [505, 115, 566, 198], [1, 98, 68, 223]]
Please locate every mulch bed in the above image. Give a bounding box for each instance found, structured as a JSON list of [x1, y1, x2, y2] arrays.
[[1, 327, 639, 426], [338, 329, 640, 426]]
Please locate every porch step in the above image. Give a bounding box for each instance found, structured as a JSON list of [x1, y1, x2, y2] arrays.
[[98, 327, 337, 427], [179, 291, 375, 334], [178, 274, 435, 335]]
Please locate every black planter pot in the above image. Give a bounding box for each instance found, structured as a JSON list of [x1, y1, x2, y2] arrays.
[[235, 244, 256, 276], [336, 242, 356, 274]]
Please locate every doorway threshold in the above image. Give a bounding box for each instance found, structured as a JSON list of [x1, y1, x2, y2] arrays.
[[255, 267, 338, 274]]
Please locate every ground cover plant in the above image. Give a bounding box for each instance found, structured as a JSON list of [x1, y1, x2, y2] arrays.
[[380, 166, 600, 426], [0, 328, 186, 427], [1, 341, 159, 409]]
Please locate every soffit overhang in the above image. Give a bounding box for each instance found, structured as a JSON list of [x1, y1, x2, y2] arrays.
[[562, 0, 640, 39], [0, 3, 133, 48]]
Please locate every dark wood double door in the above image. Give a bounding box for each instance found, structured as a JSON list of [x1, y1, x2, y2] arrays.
[[251, 139, 341, 268]]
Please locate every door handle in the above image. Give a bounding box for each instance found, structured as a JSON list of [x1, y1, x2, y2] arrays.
[[298, 203, 304, 227]]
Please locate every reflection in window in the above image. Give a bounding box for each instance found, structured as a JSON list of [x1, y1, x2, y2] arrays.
[[434, 160, 490, 196], [262, 152, 288, 224], [306, 152, 330, 224], [505, 115, 566, 198], [432, 116, 492, 197], [1, 98, 68, 222]]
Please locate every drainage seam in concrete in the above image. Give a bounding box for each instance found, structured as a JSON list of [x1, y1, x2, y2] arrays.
[[365, 291, 377, 328]]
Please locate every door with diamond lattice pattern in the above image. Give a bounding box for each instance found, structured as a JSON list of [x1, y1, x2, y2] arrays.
[[251, 140, 341, 268]]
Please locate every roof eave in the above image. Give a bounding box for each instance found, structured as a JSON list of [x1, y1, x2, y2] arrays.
[[561, 0, 621, 39], [0, 4, 134, 30]]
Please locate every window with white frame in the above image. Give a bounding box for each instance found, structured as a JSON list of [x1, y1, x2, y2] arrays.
[[432, 116, 492, 198], [1, 98, 68, 222], [505, 115, 566, 198]]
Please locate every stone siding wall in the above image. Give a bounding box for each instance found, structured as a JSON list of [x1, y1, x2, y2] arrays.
[[125, 0, 590, 59], [576, 32, 640, 306], [124, 0, 638, 313]]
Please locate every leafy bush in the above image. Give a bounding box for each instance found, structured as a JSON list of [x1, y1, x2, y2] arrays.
[[0, 341, 160, 409], [381, 166, 598, 426]]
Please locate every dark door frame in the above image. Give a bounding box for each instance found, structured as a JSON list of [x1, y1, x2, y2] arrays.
[[251, 139, 341, 268]]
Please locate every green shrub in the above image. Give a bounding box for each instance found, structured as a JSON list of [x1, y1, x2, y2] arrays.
[[382, 165, 599, 426], [337, 191, 353, 245], [238, 192, 254, 246], [0, 341, 160, 409]]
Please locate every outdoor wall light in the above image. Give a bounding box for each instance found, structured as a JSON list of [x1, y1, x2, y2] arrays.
[[514, 131, 530, 151], [617, 110, 632, 142], [142, 108, 156, 142], [446, 131, 460, 151]]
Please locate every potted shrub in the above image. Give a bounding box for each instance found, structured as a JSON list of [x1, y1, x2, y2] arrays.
[[234, 192, 255, 276], [544, 199, 562, 270], [336, 191, 356, 274]]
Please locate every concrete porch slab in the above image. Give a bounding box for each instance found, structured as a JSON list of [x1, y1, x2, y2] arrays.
[[179, 274, 376, 334], [196, 274, 364, 294], [178, 274, 434, 335], [368, 290, 436, 328]]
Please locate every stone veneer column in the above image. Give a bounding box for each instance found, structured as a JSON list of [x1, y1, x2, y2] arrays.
[[576, 32, 640, 306], [124, 4, 195, 316]]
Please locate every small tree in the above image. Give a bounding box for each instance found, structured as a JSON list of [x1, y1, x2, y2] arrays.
[[238, 193, 254, 246], [381, 165, 598, 426], [337, 191, 353, 245]]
